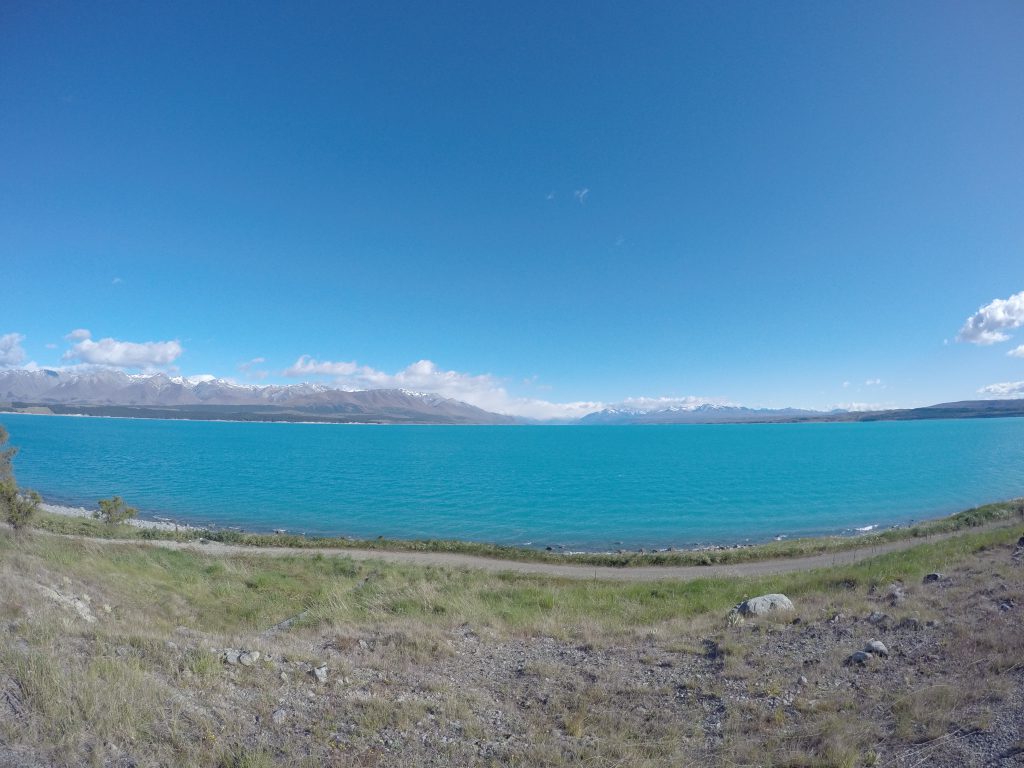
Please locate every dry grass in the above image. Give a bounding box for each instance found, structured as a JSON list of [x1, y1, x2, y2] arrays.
[[1, 523, 1022, 766]]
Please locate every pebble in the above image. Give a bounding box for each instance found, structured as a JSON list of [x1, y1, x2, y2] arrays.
[[239, 651, 260, 667]]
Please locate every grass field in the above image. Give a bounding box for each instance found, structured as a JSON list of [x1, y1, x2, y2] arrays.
[[2, 517, 1023, 766]]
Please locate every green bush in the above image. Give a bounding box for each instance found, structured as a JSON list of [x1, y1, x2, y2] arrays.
[[2, 485, 41, 531], [0, 426, 39, 531], [95, 496, 139, 525]]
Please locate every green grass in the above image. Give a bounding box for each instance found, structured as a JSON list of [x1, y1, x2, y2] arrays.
[[6, 520, 1020, 638], [26, 496, 1024, 568]]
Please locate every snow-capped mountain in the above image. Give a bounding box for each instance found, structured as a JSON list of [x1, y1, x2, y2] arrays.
[[579, 401, 831, 424], [0, 369, 515, 424]]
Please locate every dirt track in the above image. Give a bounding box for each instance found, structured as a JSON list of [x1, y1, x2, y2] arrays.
[[44, 520, 1020, 582]]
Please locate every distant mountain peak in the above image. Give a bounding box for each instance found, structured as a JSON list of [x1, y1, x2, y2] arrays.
[[0, 368, 515, 425]]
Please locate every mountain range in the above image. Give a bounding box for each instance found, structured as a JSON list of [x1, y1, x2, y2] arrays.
[[0, 368, 514, 425], [1, 369, 1022, 425]]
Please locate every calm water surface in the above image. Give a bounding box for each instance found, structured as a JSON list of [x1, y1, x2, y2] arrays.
[[2, 413, 1023, 549]]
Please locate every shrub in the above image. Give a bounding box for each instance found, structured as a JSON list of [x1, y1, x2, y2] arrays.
[[2, 485, 41, 531], [0, 425, 16, 486], [95, 496, 139, 526], [0, 425, 38, 531]]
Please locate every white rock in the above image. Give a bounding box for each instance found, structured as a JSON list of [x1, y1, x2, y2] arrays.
[[735, 594, 794, 617], [239, 651, 260, 667], [864, 640, 889, 657]]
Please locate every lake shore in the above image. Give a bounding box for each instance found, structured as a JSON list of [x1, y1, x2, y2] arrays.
[[28, 495, 1024, 570]]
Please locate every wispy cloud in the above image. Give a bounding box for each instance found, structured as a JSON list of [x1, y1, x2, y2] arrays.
[[978, 381, 1024, 398], [237, 357, 268, 380], [112, 277, 124, 285], [0, 332, 27, 367], [1008, 345, 1024, 358], [574, 188, 589, 204], [957, 290, 1024, 345], [864, 378, 882, 386], [283, 356, 602, 419], [62, 330, 182, 369]]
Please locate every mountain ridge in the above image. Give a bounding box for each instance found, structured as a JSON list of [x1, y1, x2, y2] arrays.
[[0, 368, 515, 425], [2, 369, 1023, 425]]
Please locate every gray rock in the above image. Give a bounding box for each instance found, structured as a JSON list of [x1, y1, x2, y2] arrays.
[[239, 651, 260, 667], [866, 611, 889, 626], [864, 639, 889, 657], [896, 617, 921, 631], [797, 675, 808, 687], [923, 572, 943, 583], [271, 707, 288, 725], [734, 594, 794, 617], [223, 649, 240, 665], [846, 651, 872, 666], [312, 665, 328, 684]]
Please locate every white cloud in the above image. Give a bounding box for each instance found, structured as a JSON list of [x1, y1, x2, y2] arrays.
[[957, 290, 1024, 345], [238, 357, 268, 380], [842, 381, 850, 388], [112, 277, 124, 285], [0, 333, 27, 366], [62, 330, 182, 369], [864, 378, 882, 386], [574, 188, 589, 204], [1008, 345, 1024, 358], [283, 356, 603, 420], [978, 381, 1024, 398]]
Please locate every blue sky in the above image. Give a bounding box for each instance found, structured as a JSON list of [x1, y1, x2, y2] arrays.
[[2, 1, 1023, 418]]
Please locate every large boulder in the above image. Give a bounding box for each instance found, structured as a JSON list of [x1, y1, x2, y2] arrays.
[[735, 593, 794, 617]]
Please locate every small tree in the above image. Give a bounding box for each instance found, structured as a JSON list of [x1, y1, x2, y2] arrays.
[[2, 486, 40, 531], [95, 496, 138, 526], [0, 425, 38, 532], [0, 425, 16, 486]]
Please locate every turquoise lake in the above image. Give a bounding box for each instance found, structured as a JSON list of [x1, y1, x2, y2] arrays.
[[2, 413, 1023, 549]]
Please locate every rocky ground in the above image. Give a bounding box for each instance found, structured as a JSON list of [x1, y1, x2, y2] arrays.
[[1, 530, 1022, 767]]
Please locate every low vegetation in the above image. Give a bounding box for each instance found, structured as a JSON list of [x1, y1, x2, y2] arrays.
[[94, 496, 139, 526], [1, 519, 1022, 766], [25, 496, 1024, 567]]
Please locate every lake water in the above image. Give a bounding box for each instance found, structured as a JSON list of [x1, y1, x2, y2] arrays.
[[2, 413, 1023, 549]]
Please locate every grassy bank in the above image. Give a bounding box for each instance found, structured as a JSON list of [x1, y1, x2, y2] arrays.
[[1, 518, 1022, 766], [28, 496, 1024, 567]]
